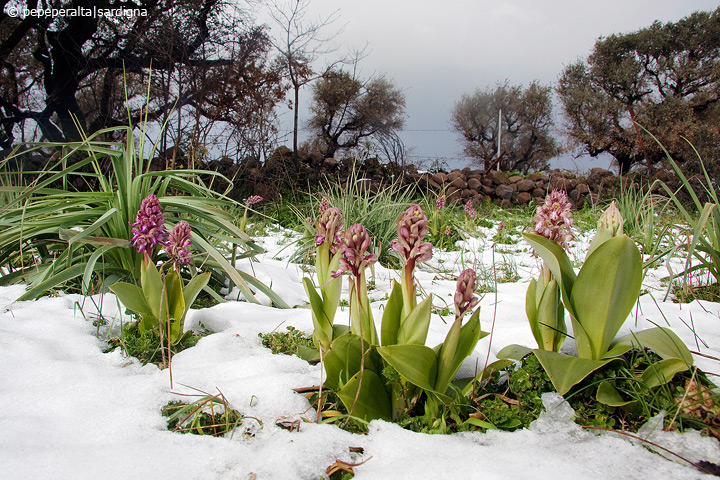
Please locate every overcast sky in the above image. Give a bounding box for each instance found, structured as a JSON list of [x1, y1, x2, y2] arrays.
[[258, 0, 719, 172]]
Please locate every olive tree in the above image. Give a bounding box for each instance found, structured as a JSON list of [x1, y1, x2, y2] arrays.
[[557, 8, 720, 175], [308, 69, 405, 159], [451, 81, 560, 173]]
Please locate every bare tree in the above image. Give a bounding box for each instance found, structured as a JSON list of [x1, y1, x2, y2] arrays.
[[266, 0, 342, 166], [0, 0, 285, 165], [308, 68, 405, 159], [374, 130, 407, 172]]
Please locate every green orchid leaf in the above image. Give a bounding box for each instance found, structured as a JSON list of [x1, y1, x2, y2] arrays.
[[296, 345, 321, 362], [612, 328, 693, 365], [522, 233, 578, 316], [332, 325, 350, 339], [321, 276, 342, 327], [435, 317, 462, 392], [597, 381, 635, 407], [533, 349, 622, 395], [109, 281, 153, 316], [163, 269, 185, 343], [377, 344, 438, 392], [381, 280, 403, 346], [336, 369, 391, 422], [526, 278, 540, 340], [302, 277, 333, 351], [140, 261, 163, 319], [397, 293, 433, 346], [534, 277, 566, 352], [436, 310, 485, 392], [602, 342, 633, 359], [323, 334, 363, 390], [183, 272, 211, 310], [639, 358, 689, 389], [497, 344, 533, 361], [570, 235, 642, 359]]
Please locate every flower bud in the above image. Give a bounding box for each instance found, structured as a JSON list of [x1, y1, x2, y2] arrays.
[[318, 196, 331, 215], [597, 201, 624, 237], [316, 207, 344, 254], [454, 269, 479, 319], [391, 205, 433, 264], [335, 223, 378, 278], [131, 194, 167, 254]]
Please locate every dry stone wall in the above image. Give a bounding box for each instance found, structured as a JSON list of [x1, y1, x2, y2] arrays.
[[407, 167, 618, 209]]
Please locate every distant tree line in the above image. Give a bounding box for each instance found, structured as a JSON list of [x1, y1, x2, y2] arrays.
[[1, 1, 719, 177]]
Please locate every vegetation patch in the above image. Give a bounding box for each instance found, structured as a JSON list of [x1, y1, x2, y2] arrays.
[[106, 321, 211, 366], [162, 393, 247, 437], [260, 326, 315, 356]]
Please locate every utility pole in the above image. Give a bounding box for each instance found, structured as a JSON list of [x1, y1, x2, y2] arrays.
[[496, 109, 502, 171]]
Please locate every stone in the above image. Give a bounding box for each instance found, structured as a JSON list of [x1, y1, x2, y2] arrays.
[[432, 172, 448, 185], [467, 177, 482, 190], [495, 184, 514, 199], [532, 188, 545, 198], [528, 172, 550, 182], [517, 179, 536, 192], [487, 170, 510, 185], [575, 183, 590, 195], [516, 192, 532, 204], [447, 187, 462, 202], [481, 185, 496, 196], [451, 176, 468, 190], [508, 175, 523, 183]]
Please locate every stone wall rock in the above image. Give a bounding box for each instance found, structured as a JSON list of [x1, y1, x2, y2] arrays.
[[424, 167, 615, 208]]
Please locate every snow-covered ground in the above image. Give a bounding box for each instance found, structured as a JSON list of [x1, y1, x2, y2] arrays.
[[1, 223, 720, 479]]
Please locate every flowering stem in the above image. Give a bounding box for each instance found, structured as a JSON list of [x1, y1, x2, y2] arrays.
[[401, 260, 416, 319], [345, 275, 367, 425]]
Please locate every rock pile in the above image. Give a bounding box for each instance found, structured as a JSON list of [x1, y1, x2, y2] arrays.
[[408, 167, 617, 209]]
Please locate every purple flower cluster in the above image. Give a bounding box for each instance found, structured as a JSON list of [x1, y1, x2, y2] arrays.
[[166, 221, 193, 267], [246, 195, 263, 206], [390, 205, 432, 265], [315, 207, 345, 255], [436, 195, 446, 210], [454, 269, 479, 320], [531, 190, 575, 249], [335, 224, 378, 278], [131, 194, 167, 254], [318, 196, 331, 215], [464, 200, 477, 219]]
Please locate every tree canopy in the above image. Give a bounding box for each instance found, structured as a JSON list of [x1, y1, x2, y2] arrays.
[[557, 7, 720, 175], [451, 81, 559, 173], [307, 69, 405, 159], [0, 0, 286, 163]]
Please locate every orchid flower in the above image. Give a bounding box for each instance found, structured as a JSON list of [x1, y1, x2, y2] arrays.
[[390, 205, 432, 318], [335, 223, 379, 344], [166, 221, 193, 269], [131, 194, 168, 263]]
